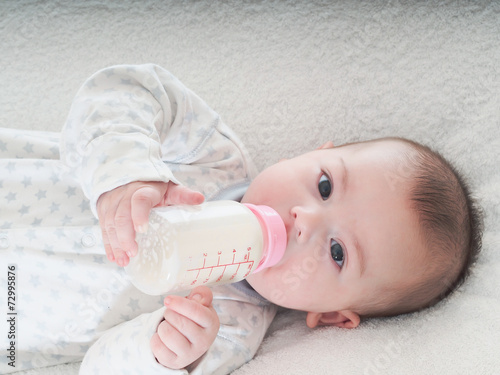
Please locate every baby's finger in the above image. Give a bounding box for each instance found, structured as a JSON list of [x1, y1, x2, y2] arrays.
[[150, 332, 174, 368], [113, 199, 138, 260], [166, 184, 205, 206], [130, 185, 163, 235], [103, 205, 129, 267], [164, 293, 214, 328], [150, 328, 189, 370], [159, 311, 198, 349], [106, 228, 129, 267], [97, 195, 116, 263], [161, 306, 209, 346]]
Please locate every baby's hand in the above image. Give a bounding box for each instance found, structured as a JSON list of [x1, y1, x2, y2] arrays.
[[151, 286, 220, 370], [96, 181, 204, 266]]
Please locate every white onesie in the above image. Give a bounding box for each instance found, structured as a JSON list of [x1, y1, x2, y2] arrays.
[[0, 64, 276, 374]]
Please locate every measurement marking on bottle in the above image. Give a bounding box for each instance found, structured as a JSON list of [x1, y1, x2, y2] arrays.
[[230, 264, 241, 280], [188, 259, 255, 272], [188, 248, 255, 285]]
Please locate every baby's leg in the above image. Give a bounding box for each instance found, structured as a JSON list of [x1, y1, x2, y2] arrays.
[[0, 128, 163, 372]]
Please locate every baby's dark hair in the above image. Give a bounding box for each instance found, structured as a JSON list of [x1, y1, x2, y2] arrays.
[[361, 137, 483, 318]]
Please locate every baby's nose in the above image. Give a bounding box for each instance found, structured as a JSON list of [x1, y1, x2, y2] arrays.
[[291, 206, 318, 244]]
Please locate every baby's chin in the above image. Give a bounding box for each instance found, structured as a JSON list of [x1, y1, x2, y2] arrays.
[[246, 271, 272, 298], [246, 270, 290, 307]]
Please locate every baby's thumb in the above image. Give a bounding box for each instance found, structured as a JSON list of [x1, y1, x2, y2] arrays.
[[167, 184, 205, 206], [188, 286, 213, 307]]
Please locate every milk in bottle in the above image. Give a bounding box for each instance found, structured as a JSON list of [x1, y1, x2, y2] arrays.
[[126, 201, 287, 295]]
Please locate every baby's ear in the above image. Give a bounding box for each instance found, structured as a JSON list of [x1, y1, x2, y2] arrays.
[[306, 310, 360, 329], [317, 141, 334, 150]]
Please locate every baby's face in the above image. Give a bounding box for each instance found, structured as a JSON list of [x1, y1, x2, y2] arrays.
[[243, 140, 424, 323]]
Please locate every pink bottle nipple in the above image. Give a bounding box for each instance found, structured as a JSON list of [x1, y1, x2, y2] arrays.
[[243, 204, 287, 272]]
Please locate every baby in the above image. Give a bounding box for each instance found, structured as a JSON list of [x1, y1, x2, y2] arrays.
[[0, 64, 482, 374], [98, 130, 482, 369]]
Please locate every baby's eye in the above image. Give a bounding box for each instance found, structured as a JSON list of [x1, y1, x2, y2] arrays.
[[318, 173, 332, 200], [330, 240, 344, 268]]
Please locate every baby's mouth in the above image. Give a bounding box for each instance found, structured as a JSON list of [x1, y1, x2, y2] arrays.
[[283, 221, 293, 244], [284, 219, 298, 244]]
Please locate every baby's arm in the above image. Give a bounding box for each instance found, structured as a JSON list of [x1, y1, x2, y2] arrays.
[[61, 64, 215, 265], [151, 286, 219, 370], [60, 64, 218, 222], [79, 283, 277, 374]]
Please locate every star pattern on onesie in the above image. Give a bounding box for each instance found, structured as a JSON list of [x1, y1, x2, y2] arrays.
[[0, 64, 263, 374]]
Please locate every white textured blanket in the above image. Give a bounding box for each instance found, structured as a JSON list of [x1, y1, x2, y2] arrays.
[[2, 1, 499, 374]]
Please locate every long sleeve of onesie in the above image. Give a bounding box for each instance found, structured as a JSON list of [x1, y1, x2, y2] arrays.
[[58, 65, 271, 374], [80, 282, 277, 375], [60, 64, 258, 215], [0, 65, 264, 374]]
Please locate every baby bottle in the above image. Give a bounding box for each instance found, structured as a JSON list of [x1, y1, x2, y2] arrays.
[[125, 201, 287, 295]]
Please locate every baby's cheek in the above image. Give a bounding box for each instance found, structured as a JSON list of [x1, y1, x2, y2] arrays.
[[249, 261, 308, 308]]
